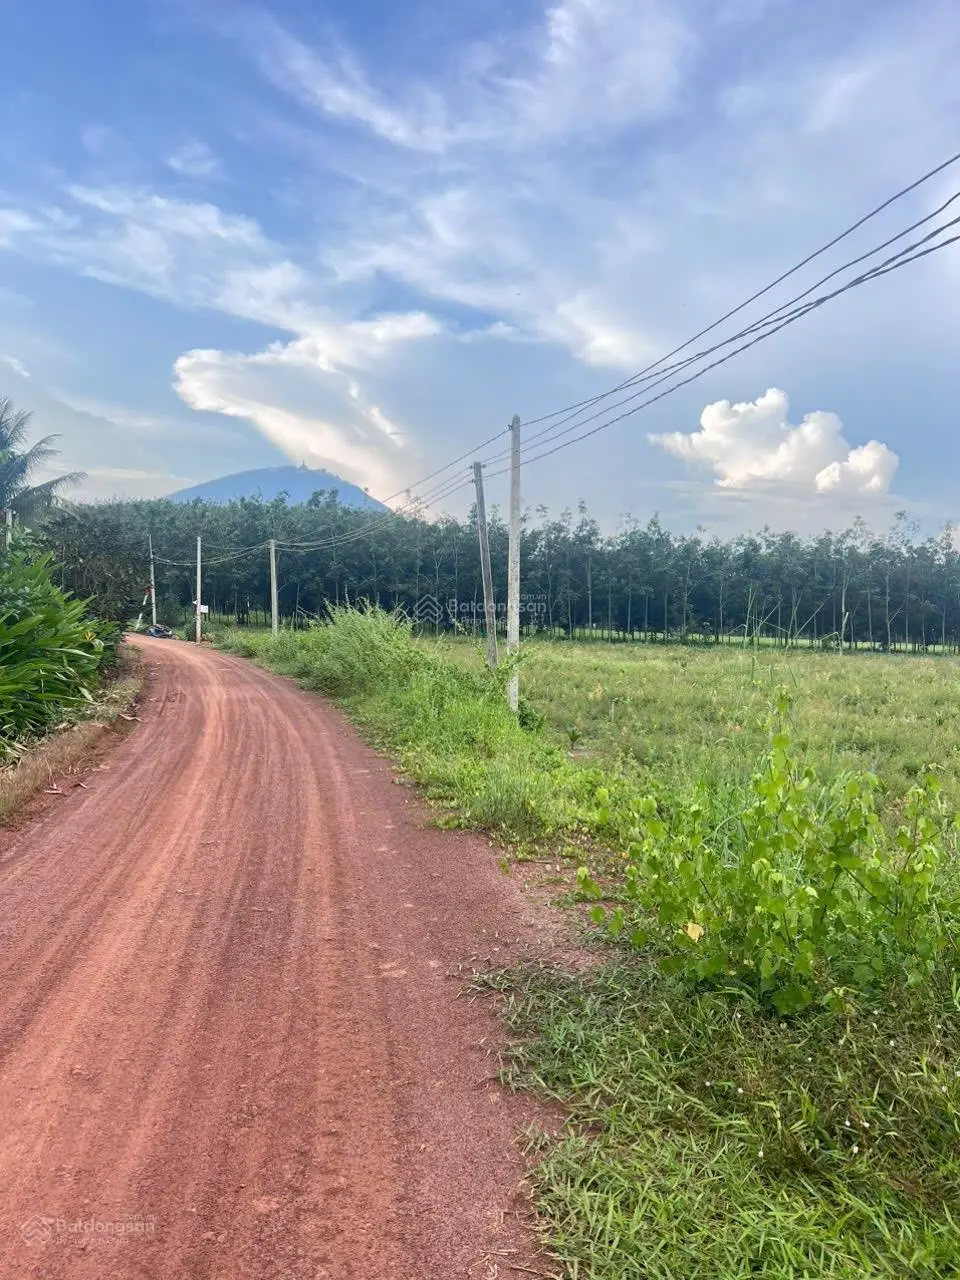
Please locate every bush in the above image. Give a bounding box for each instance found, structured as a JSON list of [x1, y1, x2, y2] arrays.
[[0, 544, 117, 753], [580, 688, 960, 1011]]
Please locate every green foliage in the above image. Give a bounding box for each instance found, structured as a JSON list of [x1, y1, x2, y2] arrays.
[[0, 395, 83, 519], [0, 540, 117, 753], [580, 689, 960, 1012]]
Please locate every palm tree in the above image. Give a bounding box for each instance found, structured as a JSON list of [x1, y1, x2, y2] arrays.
[[0, 397, 84, 526]]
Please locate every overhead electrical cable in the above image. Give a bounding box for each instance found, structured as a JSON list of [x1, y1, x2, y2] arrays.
[[516, 147, 960, 431], [480, 224, 960, 477], [475, 190, 960, 471]]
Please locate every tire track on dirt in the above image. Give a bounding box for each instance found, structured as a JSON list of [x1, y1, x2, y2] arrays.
[[0, 638, 556, 1279]]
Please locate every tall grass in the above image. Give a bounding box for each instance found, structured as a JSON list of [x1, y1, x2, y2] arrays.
[[442, 638, 960, 810]]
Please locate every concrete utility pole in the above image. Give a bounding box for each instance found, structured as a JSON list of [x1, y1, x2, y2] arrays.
[[269, 539, 279, 636], [195, 536, 202, 644], [148, 534, 158, 628], [507, 414, 521, 711], [4, 507, 12, 551], [472, 461, 498, 669]]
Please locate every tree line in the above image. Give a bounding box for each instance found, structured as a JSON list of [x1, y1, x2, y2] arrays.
[[34, 492, 960, 652]]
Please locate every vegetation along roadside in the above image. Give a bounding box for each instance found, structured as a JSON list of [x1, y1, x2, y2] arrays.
[[0, 529, 133, 823], [219, 607, 960, 1278]]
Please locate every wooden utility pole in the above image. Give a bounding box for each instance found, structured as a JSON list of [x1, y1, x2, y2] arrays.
[[269, 539, 279, 636], [507, 414, 521, 711], [472, 462, 498, 669], [148, 534, 158, 628], [195, 536, 202, 643]]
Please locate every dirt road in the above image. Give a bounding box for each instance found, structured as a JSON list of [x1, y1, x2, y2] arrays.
[[0, 638, 552, 1279]]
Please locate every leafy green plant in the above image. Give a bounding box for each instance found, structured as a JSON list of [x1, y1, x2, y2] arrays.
[[0, 542, 116, 753], [580, 688, 960, 1012]]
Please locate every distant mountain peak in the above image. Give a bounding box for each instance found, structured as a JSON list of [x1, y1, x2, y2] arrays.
[[169, 465, 386, 511]]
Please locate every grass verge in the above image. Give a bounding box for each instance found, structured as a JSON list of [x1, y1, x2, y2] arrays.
[[479, 961, 960, 1278], [217, 609, 634, 849]]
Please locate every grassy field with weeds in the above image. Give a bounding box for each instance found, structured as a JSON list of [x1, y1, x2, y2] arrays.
[[219, 614, 960, 1278], [444, 638, 960, 812]]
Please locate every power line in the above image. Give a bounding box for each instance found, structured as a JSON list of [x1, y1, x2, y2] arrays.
[[491, 186, 960, 466], [274, 470, 475, 554], [263, 425, 508, 554], [153, 541, 269, 568], [518, 147, 960, 432], [377, 427, 507, 507], [481, 226, 960, 477], [485, 209, 960, 469]]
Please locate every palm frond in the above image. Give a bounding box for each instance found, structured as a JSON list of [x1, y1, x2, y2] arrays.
[[0, 397, 33, 452], [0, 398, 81, 519], [11, 473, 86, 519]]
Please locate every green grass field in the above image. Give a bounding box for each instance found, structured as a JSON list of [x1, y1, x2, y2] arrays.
[[444, 637, 960, 811], [221, 617, 960, 1278]]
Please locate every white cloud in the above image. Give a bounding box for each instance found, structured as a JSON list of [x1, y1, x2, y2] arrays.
[[172, 341, 411, 494], [169, 310, 441, 488], [0, 209, 41, 246], [1, 354, 30, 379], [0, 2, 957, 523], [167, 140, 220, 178], [247, 0, 689, 153], [816, 440, 899, 496], [0, 187, 281, 319], [650, 388, 899, 497]]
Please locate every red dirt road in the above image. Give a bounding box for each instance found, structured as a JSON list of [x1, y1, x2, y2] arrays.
[[0, 638, 553, 1279]]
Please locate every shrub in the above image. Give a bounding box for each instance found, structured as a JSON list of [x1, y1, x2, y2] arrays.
[[0, 545, 117, 752], [580, 688, 960, 1012]]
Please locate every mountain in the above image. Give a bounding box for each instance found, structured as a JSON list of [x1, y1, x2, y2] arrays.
[[169, 465, 387, 511]]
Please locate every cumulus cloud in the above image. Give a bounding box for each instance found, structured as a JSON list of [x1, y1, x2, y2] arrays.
[[650, 388, 898, 497]]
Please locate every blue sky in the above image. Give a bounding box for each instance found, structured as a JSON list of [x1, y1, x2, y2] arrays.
[[1, 0, 959, 532]]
